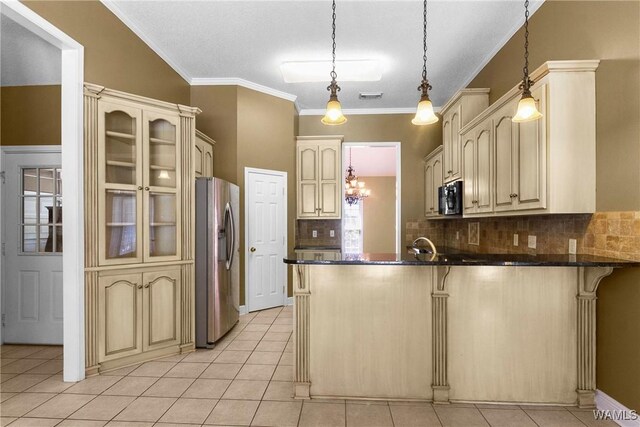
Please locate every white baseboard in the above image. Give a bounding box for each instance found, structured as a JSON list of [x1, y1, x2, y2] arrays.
[[595, 389, 640, 427], [239, 297, 293, 316]]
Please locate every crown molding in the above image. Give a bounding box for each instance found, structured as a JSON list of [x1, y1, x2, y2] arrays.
[[298, 107, 441, 116], [190, 77, 298, 103], [100, 0, 192, 83], [459, 0, 545, 89]]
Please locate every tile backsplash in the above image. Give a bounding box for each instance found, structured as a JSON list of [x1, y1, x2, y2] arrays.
[[296, 219, 342, 248], [406, 212, 640, 261]]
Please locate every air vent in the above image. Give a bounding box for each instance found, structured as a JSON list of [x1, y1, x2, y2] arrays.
[[359, 92, 383, 100]]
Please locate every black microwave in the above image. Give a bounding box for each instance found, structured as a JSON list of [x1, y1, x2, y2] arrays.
[[438, 180, 463, 216]]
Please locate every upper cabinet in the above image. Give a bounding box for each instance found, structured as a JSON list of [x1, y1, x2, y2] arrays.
[[194, 130, 215, 178], [296, 136, 343, 219], [441, 89, 490, 183], [460, 60, 599, 217], [424, 146, 443, 217]]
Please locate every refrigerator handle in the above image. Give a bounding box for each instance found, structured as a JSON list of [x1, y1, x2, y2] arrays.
[[225, 202, 235, 270]]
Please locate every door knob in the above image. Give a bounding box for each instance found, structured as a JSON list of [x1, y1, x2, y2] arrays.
[[250, 247, 256, 252]]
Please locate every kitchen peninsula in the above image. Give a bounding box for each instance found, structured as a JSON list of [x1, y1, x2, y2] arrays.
[[284, 251, 638, 408]]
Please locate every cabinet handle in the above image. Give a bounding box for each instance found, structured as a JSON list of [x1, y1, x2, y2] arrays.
[[144, 187, 150, 191], [137, 186, 143, 191], [144, 283, 150, 288], [510, 193, 519, 198]]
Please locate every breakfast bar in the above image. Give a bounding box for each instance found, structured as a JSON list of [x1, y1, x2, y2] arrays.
[[284, 251, 638, 408]]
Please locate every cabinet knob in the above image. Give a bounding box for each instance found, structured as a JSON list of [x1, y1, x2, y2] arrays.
[[144, 283, 150, 288], [448, 170, 453, 174], [510, 193, 518, 198], [137, 284, 143, 289], [250, 247, 256, 253], [138, 186, 143, 191], [144, 187, 150, 191]]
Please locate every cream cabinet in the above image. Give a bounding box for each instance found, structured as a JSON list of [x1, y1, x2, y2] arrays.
[[84, 83, 200, 375], [461, 120, 493, 215], [97, 268, 180, 363], [194, 130, 215, 178], [459, 60, 599, 217], [296, 136, 343, 219], [441, 89, 490, 183], [424, 146, 443, 217]]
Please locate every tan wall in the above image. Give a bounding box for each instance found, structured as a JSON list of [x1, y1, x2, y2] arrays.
[[361, 176, 396, 253], [1, 85, 61, 146], [298, 114, 442, 248], [466, 0, 640, 410], [191, 86, 296, 304], [24, 0, 190, 105]]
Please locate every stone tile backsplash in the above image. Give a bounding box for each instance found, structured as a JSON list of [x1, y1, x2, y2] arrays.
[[296, 219, 342, 248], [406, 212, 640, 261]]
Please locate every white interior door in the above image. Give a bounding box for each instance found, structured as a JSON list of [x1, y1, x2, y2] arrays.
[[246, 168, 286, 312], [2, 151, 63, 344]]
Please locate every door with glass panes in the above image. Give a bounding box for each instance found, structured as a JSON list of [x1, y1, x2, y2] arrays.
[[2, 152, 63, 344], [98, 101, 180, 266]]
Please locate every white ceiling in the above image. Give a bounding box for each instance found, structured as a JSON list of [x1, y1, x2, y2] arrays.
[[1, 13, 61, 87], [105, 0, 542, 111], [345, 146, 397, 177]]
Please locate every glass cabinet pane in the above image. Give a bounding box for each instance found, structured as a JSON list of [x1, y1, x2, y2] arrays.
[[105, 190, 138, 259], [148, 192, 177, 257], [105, 111, 137, 185], [148, 119, 177, 188]]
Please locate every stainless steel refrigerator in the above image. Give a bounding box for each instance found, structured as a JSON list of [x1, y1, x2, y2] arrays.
[[195, 177, 240, 347]]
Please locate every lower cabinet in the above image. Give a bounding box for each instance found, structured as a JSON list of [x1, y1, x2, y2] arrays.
[[98, 268, 181, 363]]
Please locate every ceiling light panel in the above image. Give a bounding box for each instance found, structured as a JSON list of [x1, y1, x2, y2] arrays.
[[281, 60, 382, 83]]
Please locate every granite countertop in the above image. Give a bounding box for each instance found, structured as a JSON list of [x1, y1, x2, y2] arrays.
[[294, 246, 342, 251], [283, 247, 640, 267]]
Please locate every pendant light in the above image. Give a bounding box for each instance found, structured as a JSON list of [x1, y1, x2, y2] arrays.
[[412, 0, 438, 126], [321, 0, 347, 125], [344, 148, 370, 205], [512, 0, 543, 123]]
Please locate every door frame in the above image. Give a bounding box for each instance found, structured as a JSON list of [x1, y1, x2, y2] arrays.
[[243, 167, 288, 313], [0, 1, 85, 382], [341, 142, 402, 253], [1, 146, 63, 343]]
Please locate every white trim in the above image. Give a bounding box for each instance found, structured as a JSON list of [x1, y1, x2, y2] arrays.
[[239, 305, 248, 316], [595, 390, 640, 427], [342, 142, 402, 254], [243, 167, 288, 313], [299, 107, 441, 116], [1, 0, 86, 382], [0, 146, 63, 154], [191, 78, 297, 103], [459, 0, 545, 89], [100, 0, 191, 83], [286, 297, 293, 306]]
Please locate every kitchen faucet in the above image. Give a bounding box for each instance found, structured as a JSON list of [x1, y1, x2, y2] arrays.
[[411, 237, 437, 255]]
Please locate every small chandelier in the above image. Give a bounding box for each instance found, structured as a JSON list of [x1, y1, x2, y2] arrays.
[[321, 0, 347, 125], [512, 0, 543, 123], [412, 0, 438, 126], [344, 149, 370, 206]]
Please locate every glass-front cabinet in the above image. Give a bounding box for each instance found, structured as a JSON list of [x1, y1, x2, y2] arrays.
[[98, 102, 180, 265]]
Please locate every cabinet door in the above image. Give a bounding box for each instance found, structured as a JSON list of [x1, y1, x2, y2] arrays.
[[194, 141, 204, 178], [204, 143, 214, 177], [432, 154, 444, 215], [516, 84, 547, 211], [143, 111, 181, 262], [98, 273, 143, 362], [318, 142, 341, 218], [462, 135, 476, 213], [297, 144, 319, 218], [475, 123, 493, 213], [142, 269, 181, 351], [424, 162, 434, 216], [494, 109, 517, 212], [98, 101, 144, 266], [442, 113, 452, 181], [448, 106, 462, 182]]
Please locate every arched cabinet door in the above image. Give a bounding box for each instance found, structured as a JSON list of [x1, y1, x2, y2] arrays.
[[143, 269, 181, 351], [98, 273, 143, 362]]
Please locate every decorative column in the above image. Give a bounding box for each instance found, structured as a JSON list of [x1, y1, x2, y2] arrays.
[[294, 265, 311, 399], [432, 266, 451, 404], [83, 84, 103, 376], [576, 266, 614, 408]]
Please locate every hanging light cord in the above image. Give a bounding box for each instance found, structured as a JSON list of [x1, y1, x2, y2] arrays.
[[327, 0, 340, 96], [417, 0, 432, 97], [520, 0, 533, 93]]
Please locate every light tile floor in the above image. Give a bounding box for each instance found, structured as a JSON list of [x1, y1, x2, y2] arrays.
[[0, 306, 616, 426]]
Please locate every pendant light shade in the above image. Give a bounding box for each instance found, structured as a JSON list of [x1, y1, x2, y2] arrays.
[[412, 0, 438, 126], [513, 0, 543, 123], [322, 0, 347, 126]]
